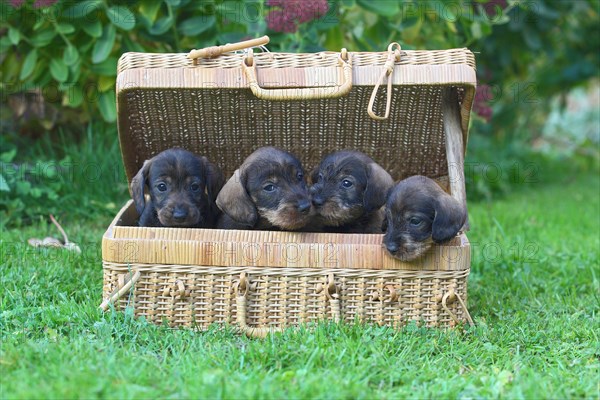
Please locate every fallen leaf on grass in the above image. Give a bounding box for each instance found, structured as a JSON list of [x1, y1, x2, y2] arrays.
[[27, 214, 81, 253]]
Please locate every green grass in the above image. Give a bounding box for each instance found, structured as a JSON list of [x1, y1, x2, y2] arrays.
[[1, 152, 599, 399]]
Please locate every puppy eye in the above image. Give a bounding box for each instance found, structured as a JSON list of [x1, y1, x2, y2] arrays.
[[263, 184, 276, 192], [296, 172, 303, 181], [318, 173, 323, 182], [409, 217, 423, 226], [190, 183, 200, 192], [341, 179, 353, 188], [156, 183, 167, 192]]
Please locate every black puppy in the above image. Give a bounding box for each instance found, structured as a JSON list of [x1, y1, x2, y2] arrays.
[[131, 148, 224, 228], [216, 147, 312, 230], [383, 175, 467, 261], [309, 151, 394, 233]]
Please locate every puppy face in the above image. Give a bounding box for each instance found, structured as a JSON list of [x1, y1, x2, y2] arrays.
[[216, 147, 312, 230], [383, 175, 466, 261], [131, 148, 224, 228], [309, 151, 393, 227]]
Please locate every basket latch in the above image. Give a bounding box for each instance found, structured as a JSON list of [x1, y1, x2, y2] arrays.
[[187, 35, 270, 62], [368, 42, 402, 120]]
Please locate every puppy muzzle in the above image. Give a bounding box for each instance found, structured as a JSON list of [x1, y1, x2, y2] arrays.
[[158, 205, 202, 227], [383, 232, 432, 262]]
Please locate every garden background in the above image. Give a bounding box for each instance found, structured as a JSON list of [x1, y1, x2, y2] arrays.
[[1, 0, 599, 398]]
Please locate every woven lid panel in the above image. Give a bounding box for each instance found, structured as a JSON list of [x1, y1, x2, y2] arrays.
[[116, 48, 476, 184], [118, 85, 463, 182]]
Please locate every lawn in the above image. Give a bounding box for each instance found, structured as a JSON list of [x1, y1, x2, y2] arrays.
[[1, 163, 598, 398]]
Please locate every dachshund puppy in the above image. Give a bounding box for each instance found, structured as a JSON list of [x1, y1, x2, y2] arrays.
[[131, 148, 224, 228], [216, 147, 312, 230], [383, 175, 467, 261], [309, 151, 394, 233]]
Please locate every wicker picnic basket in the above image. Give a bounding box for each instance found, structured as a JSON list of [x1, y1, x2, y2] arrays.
[[100, 36, 476, 336]]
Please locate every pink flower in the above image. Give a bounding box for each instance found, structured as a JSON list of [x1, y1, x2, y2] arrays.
[[266, 0, 329, 33], [265, 9, 297, 33]]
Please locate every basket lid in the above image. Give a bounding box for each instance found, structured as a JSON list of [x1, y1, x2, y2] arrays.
[[115, 47, 476, 189]]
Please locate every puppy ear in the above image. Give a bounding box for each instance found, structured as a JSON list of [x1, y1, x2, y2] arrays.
[[363, 163, 394, 212], [131, 159, 152, 217], [381, 215, 388, 233], [201, 157, 225, 203], [215, 169, 257, 227], [432, 195, 467, 243]]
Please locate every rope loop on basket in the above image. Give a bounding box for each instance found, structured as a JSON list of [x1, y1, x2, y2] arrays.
[[368, 42, 402, 121], [440, 289, 475, 326], [325, 273, 340, 300], [163, 279, 188, 299], [315, 273, 341, 323], [99, 269, 141, 312], [233, 271, 256, 297], [370, 284, 398, 303]]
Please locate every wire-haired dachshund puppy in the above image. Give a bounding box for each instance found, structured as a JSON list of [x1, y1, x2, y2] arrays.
[[383, 175, 467, 261], [131, 148, 224, 228], [216, 147, 313, 230], [309, 151, 394, 233]]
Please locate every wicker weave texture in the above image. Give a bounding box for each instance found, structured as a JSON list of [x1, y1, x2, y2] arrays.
[[103, 263, 470, 329], [119, 86, 459, 182], [116, 47, 476, 183]]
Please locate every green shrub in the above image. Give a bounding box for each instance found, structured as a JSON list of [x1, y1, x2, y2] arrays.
[[0, 124, 128, 227]]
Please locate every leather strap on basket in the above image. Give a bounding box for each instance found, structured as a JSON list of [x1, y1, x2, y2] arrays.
[[440, 289, 475, 326], [99, 270, 141, 312], [242, 49, 353, 101], [368, 42, 401, 120]]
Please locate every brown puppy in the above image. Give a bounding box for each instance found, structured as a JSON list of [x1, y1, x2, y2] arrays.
[[216, 147, 312, 230], [309, 151, 394, 233], [131, 148, 224, 228], [382, 175, 466, 261]]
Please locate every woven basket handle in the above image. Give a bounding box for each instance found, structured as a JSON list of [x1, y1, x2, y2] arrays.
[[234, 272, 284, 338], [99, 270, 140, 312], [241, 50, 352, 101], [234, 272, 342, 338]]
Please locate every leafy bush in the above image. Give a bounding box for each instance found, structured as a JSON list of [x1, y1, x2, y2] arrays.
[[0, 124, 128, 227], [2, 0, 597, 131]]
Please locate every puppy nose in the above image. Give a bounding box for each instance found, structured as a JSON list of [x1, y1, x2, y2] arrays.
[[297, 199, 311, 214], [385, 242, 399, 254], [312, 196, 325, 207], [172, 208, 187, 221]]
